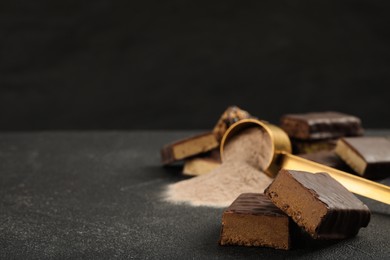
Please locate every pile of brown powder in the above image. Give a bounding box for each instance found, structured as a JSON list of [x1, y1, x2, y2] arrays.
[[164, 127, 273, 207]]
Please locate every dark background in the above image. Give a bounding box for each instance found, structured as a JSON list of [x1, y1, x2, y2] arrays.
[[1, 0, 390, 131]]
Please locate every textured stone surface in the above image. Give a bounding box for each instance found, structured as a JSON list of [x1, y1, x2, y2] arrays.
[[0, 131, 389, 259]]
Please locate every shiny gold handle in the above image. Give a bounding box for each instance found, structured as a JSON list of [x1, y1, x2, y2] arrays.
[[274, 151, 390, 205]]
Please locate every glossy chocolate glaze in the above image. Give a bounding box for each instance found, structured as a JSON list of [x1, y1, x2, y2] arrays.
[[288, 170, 371, 239], [281, 112, 363, 140], [341, 137, 390, 163], [226, 193, 286, 217], [338, 137, 390, 179]]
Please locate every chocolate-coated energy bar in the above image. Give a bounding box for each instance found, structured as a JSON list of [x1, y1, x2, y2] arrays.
[[219, 193, 292, 250], [335, 137, 390, 179], [280, 112, 363, 140], [265, 169, 370, 239], [160, 132, 218, 165], [298, 150, 351, 171], [291, 138, 337, 154]]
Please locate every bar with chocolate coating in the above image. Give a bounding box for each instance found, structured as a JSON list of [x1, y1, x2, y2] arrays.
[[265, 169, 370, 239], [182, 157, 220, 176], [280, 112, 363, 140], [219, 193, 292, 250], [160, 132, 218, 165], [335, 137, 390, 179], [291, 138, 337, 154], [298, 150, 351, 172]]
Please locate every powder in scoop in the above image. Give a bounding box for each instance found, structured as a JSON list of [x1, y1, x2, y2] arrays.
[[223, 127, 273, 170], [164, 127, 273, 207]]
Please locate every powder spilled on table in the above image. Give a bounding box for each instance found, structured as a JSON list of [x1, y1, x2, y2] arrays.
[[164, 127, 273, 207]]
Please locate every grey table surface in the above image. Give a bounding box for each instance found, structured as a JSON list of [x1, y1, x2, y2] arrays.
[[0, 130, 389, 259]]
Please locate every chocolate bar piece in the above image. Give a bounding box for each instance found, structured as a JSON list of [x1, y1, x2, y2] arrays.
[[212, 106, 253, 142], [265, 169, 370, 239], [298, 150, 351, 171], [183, 157, 221, 176], [219, 193, 292, 250], [335, 137, 390, 179], [280, 112, 363, 140], [183, 149, 221, 176], [291, 138, 337, 154], [160, 132, 219, 165]]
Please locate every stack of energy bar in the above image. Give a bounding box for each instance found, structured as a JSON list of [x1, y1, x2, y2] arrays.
[[161, 106, 390, 250], [162, 108, 390, 181], [161, 106, 390, 249], [218, 111, 390, 250], [281, 111, 390, 180], [219, 169, 371, 250]]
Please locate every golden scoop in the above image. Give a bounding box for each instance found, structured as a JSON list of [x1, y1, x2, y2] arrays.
[[220, 119, 390, 205]]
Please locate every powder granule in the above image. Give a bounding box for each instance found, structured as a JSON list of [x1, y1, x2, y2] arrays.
[[164, 127, 273, 207], [223, 127, 273, 170]]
